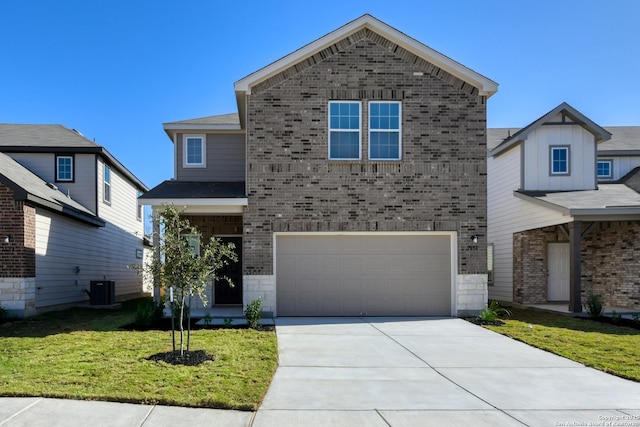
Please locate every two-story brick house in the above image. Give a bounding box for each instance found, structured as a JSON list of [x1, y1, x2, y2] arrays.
[[141, 14, 498, 316], [488, 103, 640, 313], [0, 124, 149, 317]]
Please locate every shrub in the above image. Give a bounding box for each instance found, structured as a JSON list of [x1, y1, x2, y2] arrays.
[[133, 298, 163, 327], [245, 298, 262, 330], [585, 292, 603, 318], [478, 300, 511, 323], [0, 306, 7, 322]]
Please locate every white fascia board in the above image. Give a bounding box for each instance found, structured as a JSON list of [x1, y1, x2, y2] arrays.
[[162, 124, 242, 132], [140, 198, 248, 207], [234, 15, 497, 97]]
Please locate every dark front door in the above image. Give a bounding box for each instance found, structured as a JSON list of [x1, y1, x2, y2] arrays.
[[214, 237, 242, 305]]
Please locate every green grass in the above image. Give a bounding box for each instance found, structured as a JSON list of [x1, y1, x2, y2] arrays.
[[0, 300, 278, 409], [483, 307, 640, 381]]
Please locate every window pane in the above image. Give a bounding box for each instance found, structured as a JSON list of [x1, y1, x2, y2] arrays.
[[186, 138, 202, 164], [370, 131, 400, 160], [57, 157, 72, 180], [552, 148, 568, 173], [330, 131, 359, 159]]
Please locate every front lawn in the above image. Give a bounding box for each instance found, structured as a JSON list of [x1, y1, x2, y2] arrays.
[[482, 307, 640, 382], [0, 300, 278, 409]]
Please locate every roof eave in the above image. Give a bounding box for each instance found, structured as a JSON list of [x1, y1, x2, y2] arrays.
[[233, 14, 498, 98]]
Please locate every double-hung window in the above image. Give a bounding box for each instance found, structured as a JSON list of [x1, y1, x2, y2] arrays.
[[597, 160, 613, 179], [104, 164, 111, 204], [369, 101, 401, 160], [550, 146, 570, 175], [184, 134, 205, 167], [56, 155, 74, 182], [328, 101, 361, 160]]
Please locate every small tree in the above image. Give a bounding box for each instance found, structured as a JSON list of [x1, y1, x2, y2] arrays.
[[149, 205, 237, 356]]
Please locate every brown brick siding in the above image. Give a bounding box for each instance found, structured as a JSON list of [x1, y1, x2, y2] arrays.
[[513, 222, 640, 310], [244, 32, 487, 276], [0, 184, 36, 278]]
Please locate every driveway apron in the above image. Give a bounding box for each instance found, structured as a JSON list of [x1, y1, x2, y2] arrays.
[[253, 317, 640, 427]]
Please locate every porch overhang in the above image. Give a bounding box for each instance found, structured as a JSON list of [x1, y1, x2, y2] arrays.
[[144, 198, 247, 214], [138, 180, 247, 214]]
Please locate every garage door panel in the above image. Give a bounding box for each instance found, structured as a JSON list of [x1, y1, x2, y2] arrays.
[[276, 235, 452, 316]]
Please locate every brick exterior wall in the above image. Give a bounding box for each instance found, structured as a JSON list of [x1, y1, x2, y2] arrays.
[[244, 29, 487, 277], [582, 221, 640, 309], [513, 222, 640, 310], [184, 215, 243, 239], [0, 184, 36, 278]]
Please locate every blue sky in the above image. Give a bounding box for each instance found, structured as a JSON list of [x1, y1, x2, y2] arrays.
[[1, 0, 639, 191]]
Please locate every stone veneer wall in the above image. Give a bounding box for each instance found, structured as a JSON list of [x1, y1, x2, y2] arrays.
[[457, 274, 488, 316], [0, 277, 37, 317], [513, 222, 640, 309], [243, 29, 488, 283]]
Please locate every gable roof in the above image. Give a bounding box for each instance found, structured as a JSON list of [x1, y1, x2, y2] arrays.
[[515, 184, 640, 218], [489, 102, 612, 157], [0, 152, 104, 226], [0, 124, 148, 191], [162, 113, 241, 139], [597, 126, 640, 155], [233, 14, 498, 128]]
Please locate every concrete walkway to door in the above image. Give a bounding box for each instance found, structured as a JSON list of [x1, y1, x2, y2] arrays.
[[252, 317, 640, 427]]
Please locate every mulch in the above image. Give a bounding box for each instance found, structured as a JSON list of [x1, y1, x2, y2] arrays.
[[146, 349, 215, 366]]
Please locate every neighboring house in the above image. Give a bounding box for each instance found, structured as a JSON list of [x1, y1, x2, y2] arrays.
[[0, 124, 149, 317], [488, 102, 640, 313], [140, 14, 497, 317]]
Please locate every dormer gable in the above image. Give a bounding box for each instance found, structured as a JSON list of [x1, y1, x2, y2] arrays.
[[490, 102, 611, 192]]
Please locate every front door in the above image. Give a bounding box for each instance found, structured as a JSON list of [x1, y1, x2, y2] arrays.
[[548, 242, 570, 301], [214, 237, 243, 305]]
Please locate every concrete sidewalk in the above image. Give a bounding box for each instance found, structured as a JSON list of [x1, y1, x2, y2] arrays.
[[2, 318, 640, 426]]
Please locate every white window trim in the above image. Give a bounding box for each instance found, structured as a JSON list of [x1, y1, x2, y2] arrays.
[[368, 101, 402, 161], [183, 134, 206, 168], [103, 164, 111, 204], [56, 155, 74, 182], [597, 159, 613, 179], [328, 101, 362, 160], [549, 146, 570, 176]]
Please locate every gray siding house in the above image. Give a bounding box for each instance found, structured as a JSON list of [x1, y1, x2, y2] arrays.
[[141, 15, 498, 316], [0, 124, 149, 317]]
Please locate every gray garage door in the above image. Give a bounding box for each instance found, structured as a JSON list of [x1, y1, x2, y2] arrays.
[[276, 234, 452, 316]]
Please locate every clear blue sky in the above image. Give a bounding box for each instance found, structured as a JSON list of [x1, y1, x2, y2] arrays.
[[1, 0, 639, 190]]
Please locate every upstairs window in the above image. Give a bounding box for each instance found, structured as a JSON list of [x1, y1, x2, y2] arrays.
[[56, 155, 74, 182], [369, 101, 401, 160], [550, 146, 570, 175], [597, 160, 613, 179], [103, 164, 111, 204], [136, 190, 143, 221], [184, 135, 205, 167], [328, 101, 361, 160]]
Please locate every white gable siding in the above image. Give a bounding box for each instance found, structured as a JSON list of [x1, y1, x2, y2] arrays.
[[599, 156, 640, 181], [8, 152, 97, 213], [488, 145, 567, 302], [34, 209, 144, 308], [523, 125, 596, 192], [97, 159, 144, 236]]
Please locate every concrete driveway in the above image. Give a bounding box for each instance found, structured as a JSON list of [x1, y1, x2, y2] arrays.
[[252, 317, 640, 427]]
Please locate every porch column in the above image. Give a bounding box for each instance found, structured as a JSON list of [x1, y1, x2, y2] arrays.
[[152, 207, 162, 305], [569, 221, 582, 313]]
